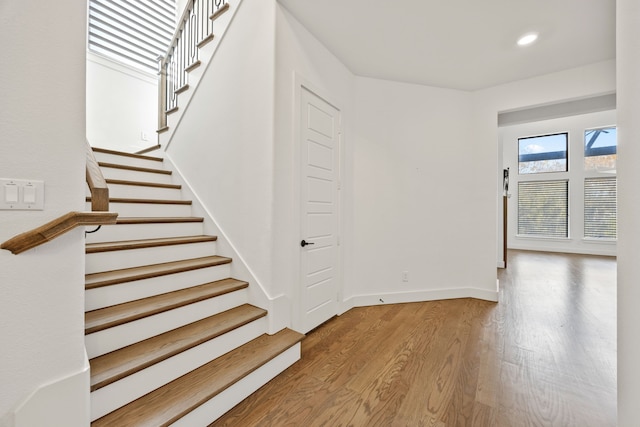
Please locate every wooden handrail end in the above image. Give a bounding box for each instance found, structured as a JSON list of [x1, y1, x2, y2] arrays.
[[1, 211, 118, 255]]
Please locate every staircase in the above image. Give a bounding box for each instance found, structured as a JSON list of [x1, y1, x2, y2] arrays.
[[85, 146, 303, 426]]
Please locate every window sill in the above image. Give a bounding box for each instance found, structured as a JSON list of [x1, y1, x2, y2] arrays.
[[515, 235, 570, 242], [582, 237, 617, 245]]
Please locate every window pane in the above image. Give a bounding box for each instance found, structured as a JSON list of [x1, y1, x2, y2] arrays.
[[585, 127, 617, 171], [518, 133, 568, 174], [584, 177, 617, 239], [518, 181, 568, 237]]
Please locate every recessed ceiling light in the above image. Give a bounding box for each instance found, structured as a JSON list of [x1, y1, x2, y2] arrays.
[[517, 32, 539, 46]]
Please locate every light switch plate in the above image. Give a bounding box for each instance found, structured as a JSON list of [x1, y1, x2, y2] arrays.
[[0, 178, 45, 210]]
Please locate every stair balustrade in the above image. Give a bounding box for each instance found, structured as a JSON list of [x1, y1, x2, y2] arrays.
[[158, 0, 228, 131]]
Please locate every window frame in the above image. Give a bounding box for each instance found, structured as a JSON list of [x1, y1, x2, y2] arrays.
[[517, 132, 569, 175]]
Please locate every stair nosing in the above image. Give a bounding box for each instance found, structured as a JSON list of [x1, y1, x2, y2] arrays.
[[98, 162, 172, 175], [90, 328, 304, 427], [86, 197, 192, 205], [85, 255, 232, 289], [210, 3, 230, 21], [114, 217, 204, 225], [105, 179, 181, 190], [86, 236, 218, 254], [92, 147, 164, 162], [89, 303, 264, 391], [85, 278, 249, 334]]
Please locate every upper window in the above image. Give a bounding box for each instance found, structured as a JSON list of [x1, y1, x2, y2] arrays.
[[584, 126, 617, 171], [518, 133, 568, 174], [88, 0, 176, 74]]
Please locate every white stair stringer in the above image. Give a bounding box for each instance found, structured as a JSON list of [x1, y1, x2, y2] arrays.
[[172, 344, 301, 426], [86, 240, 218, 274], [159, 0, 242, 146], [85, 262, 232, 311], [85, 287, 248, 359], [90, 316, 267, 421]]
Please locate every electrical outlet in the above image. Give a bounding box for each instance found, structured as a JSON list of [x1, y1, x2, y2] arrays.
[[402, 271, 409, 282], [141, 131, 149, 141]]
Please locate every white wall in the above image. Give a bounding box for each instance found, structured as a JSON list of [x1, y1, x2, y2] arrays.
[[0, 1, 88, 425], [501, 110, 617, 256], [274, 5, 357, 321], [617, 0, 640, 423], [474, 60, 616, 266], [352, 77, 497, 304], [86, 53, 158, 152], [166, 0, 276, 298]]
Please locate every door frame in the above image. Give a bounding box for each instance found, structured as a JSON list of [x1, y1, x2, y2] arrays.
[[291, 74, 344, 332]]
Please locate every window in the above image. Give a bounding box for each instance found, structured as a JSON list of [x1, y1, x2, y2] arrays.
[[518, 133, 568, 174], [584, 177, 617, 239], [88, 0, 176, 74], [518, 180, 568, 238], [585, 127, 617, 171]]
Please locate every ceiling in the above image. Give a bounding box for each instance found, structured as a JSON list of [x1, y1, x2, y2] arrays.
[[277, 0, 616, 91]]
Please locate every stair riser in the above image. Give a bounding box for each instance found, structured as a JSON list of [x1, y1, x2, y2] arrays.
[[99, 167, 174, 184], [86, 286, 248, 358], [85, 222, 204, 243], [94, 152, 165, 170], [172, 344, 301, 426], [86, 241, 218, 274], [105, 184, 182, 200], [90, 317, 267, 421], [85, 201, 192, 217], [85, 263, 232, 311]]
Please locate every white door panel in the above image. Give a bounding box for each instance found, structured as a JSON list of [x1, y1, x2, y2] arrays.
[[299, 87, 341, 333]]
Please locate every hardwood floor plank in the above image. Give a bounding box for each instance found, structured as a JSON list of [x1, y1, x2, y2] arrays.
[[212, 250, 616, 426]]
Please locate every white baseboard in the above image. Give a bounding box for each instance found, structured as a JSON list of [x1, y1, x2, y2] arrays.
[[346, 286, 499, 308]]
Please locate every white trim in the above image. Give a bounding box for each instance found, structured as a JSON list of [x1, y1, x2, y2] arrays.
[[508, 244, 616, 257], [292, 73, 345, 333], [346, 286, 499, 308], [161, 153, 288, 333], [162, 0, 243, 148]]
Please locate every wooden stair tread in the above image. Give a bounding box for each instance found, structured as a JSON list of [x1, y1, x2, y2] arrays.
[[86, 236, 217, 253], [85, 256, 231, 289], [98, 162, 172, 175], [105, 179, 181, 189], [89, 303, 264, 391], [115, 217, 204, 224], [86, 197, 192, 205], [92, 147, 163, 162], [91, 328, 304, 427], [85, 278, 248, 334]]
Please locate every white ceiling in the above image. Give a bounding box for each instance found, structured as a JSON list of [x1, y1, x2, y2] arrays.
[[277, 0, 616, 91]]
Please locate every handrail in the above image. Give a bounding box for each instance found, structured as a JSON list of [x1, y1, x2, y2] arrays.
[[1, 212, 118, 255], [86, 140, 109, 211], [1, 142, 117, 255], [157, 0, 229, 130]]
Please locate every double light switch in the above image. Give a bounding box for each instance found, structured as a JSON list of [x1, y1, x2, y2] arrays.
[[1, 179, 45, 210]]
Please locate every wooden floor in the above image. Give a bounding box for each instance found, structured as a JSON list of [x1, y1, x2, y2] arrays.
[[212, 250, 617, 426]]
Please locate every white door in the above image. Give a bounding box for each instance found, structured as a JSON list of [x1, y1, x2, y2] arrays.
[[299, 87, 341, 333]]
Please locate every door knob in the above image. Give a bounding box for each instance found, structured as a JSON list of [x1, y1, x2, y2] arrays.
[[300, 239, 315, 247]]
